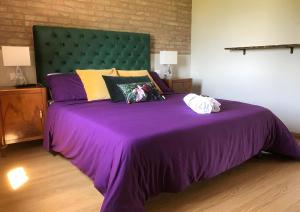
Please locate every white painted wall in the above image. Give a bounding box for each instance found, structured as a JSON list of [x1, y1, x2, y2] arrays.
[[191, 0, 300, 132]]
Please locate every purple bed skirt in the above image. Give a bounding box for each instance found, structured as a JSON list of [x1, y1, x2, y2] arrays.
[[44, 94, 300, 212]]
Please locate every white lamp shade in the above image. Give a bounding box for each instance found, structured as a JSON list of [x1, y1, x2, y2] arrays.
[[160, 51, 178, 65], [2, 46, 31, 67]]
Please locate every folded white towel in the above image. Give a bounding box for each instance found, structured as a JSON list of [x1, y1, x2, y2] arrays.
[[183, 93, 221, 114]]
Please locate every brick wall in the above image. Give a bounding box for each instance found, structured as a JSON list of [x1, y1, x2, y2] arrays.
[[0, 0, 192, 54]]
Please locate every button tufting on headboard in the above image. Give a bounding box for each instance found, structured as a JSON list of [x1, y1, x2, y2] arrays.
[[32, 25, 151, 85]]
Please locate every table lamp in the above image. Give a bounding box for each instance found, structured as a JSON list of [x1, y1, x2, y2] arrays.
[[160, 51, 178, 79], [2, 46, 31, 86]]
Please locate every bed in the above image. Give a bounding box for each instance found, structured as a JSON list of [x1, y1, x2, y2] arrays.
[[33, 26, 300, 212]]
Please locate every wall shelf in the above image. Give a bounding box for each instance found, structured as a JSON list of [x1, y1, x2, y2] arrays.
[[225, 44, 300, 55]]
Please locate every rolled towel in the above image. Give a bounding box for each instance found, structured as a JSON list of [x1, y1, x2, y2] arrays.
[[183, 93, 221, 114]]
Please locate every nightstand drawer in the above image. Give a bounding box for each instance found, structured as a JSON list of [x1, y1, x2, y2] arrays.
[[0, 87, 47, 146], [1, 92, 44, 144], [173, 82, 188, 93], [165, 78, 192, 93]]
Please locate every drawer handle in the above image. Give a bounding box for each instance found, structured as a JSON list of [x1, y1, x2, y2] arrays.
[[1, 135, 7, 149], [39, 110, 43, 119]]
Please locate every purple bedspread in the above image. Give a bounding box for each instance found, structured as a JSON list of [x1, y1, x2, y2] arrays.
[[44, 94, 300, 212]]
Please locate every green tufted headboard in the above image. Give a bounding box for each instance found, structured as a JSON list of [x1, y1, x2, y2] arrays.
[[33, 25, 151, 84]]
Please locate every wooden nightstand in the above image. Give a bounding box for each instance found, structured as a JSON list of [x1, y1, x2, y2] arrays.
[[0, 86, 47, 151], [165, 78, 192, 93]]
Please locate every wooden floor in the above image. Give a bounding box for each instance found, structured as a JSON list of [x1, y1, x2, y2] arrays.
[[0, 139, 300, 212]]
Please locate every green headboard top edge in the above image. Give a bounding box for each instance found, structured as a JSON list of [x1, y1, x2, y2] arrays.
[[33, 25, 151, 85], [33, 25, 151, 38]]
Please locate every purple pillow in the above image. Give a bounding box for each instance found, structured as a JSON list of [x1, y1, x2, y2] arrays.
[[45, 73, 87, 102], [149, 71, 174, 94]]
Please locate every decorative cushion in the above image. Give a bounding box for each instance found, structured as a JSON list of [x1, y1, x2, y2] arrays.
[[117, 82, 164, 104], [117, 70, 162, 93], [76, 69, 118, 101], [102, 76, 151, 102], [148, 71, 174, 94], [45, 73, 87, 102]]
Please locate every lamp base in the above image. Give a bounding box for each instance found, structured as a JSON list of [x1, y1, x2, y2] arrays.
[[163, 65, 173, 79], [15, 66, 27, 86], [15, 84, 38, 88]]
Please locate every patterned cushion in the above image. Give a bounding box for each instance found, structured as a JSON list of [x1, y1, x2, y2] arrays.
[[102, 76, 151, 102], [117, 70, 162, 93], [117, 82, 165, 104]]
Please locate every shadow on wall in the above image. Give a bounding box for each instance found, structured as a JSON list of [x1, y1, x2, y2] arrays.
[[192, 80, 202, 94]]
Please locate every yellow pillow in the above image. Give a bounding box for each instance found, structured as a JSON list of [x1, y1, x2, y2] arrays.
[[76, 69, 118, 101], [117, 70, 162, 93]]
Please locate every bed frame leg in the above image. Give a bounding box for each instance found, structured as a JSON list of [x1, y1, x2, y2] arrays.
[[255, 152, 264, 159], [0, 145, 7, 158], [0, 149, 5, 157], [49, 149, 58, 156]]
